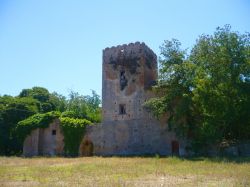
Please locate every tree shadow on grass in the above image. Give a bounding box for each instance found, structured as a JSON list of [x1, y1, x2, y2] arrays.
[[111, 154, 250, 164], [180, 156, 250, 164], [97, 153, 250, 164]]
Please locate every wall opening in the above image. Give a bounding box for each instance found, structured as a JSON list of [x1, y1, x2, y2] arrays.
[[80, 139, 94, 156], [171, 140, 179, 156], [120, 70, 127, 90], [119, 104, 126, 115], [52, 130, 56, 135]]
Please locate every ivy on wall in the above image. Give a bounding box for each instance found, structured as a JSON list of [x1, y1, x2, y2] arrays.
[[60, 117, 91, 156], [16, 111, 60, 143], [16, 112, 92, 156]]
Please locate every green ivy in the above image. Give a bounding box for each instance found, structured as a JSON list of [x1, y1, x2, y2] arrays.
[[16, 111, 92, 156], [16, 111, 60, 143], [59, 117, 91, 156]]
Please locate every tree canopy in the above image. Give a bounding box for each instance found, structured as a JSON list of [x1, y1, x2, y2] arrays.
[[145, 25, 250, 152], [0, 87, 101, 155]]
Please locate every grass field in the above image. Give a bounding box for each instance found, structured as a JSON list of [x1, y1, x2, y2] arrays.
[[0, 156, 249, 187]]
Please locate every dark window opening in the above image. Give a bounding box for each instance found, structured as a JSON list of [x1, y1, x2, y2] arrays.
[[120, 70, 125, 78], [171, 140, 179, 156], [120, 70, 128, 90], [52, 130, 56, 135], [119, 104, 126, 115]]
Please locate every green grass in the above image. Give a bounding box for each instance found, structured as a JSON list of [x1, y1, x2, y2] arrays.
[[0, 156, 249, 186]]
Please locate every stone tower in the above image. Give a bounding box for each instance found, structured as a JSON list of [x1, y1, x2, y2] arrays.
[[80, 42, 184, 156], [102, 42, 157, 122]]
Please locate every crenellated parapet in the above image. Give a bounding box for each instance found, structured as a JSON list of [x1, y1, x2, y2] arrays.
[[103, 42, 157, 65]]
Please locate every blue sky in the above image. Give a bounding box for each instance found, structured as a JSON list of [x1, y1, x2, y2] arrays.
[[0, 0, 249, 97]]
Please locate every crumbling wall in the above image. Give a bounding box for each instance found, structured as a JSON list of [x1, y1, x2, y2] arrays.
[[23, 129, 39, 157], [102, 42, 157, 122], [23, 119, 64, 157], [83, 118, 187, 156]]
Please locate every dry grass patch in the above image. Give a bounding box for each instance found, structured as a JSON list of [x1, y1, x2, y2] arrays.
[[0, 156, 249, 186]]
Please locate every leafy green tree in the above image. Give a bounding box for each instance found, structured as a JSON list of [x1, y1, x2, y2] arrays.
[[190, 25, 250, 146], [145, 39, 196, 138], [0, 96, 39, 155], [19, 87, 50, 103], [49, 92, 67, 112], [84, 90, 101, 122], [0, 104, 7, 154], [145, 25, 250, 153], [19, 87, 66, 113], [19, 87, 56, 113], [64, 90, 101, 122], [65, 91, 88, 119]]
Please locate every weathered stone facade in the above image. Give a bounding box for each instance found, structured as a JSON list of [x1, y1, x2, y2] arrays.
[[81, 42, 186, 156], [23, 42, 186, 157], [23, 119, 64, 156]]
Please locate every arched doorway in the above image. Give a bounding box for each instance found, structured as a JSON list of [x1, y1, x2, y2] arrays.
[[79, 139, 94, 156]]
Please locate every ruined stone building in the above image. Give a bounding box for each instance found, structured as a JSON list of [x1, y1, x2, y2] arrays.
[[81, 42, 185, 156], [23, 119, 64, 157], [23, 42, 186, 157]]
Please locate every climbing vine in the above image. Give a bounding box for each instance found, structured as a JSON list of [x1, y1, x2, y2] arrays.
[[16, 111, 60, 143], [60, 117, 91, 156], [16, 111, 92, 156]]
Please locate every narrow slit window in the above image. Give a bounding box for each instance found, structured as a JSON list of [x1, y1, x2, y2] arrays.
[[119, 104, 126, 115], [120, 70, 127, 90]]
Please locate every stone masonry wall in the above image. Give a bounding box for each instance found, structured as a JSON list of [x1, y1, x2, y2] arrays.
[[23, 119, 64, 157], [102, 42, 157, 122], [80, 42, 186, 156], [23, 129, 39, 157], [82, 118, 187, 156]]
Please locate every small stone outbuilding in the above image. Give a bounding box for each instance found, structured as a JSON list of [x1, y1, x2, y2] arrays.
[[23, 119, 64, 157]]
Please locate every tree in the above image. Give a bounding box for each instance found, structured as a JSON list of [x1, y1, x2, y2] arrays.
[[19, 87, 64, 113], [190, 25, 250, 146], [84, 90, 101, 123], [0, 96, 39, 155], [145, 25, 250, 153], [49, 92, 67, 112], [64, 91, 88, 119], [19, 87, 50, 103], [63, 90, 101, 122]]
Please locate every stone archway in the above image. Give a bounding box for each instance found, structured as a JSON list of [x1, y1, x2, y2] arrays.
[[79, 138, 94, 156]]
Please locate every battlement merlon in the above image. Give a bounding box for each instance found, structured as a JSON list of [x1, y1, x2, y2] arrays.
[[102, 42, 157, 64]]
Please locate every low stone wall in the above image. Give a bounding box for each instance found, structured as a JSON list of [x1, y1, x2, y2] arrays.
[[80, 119, 187, 156]]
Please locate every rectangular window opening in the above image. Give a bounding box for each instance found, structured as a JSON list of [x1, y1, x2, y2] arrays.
[[52, 130, 56, 135], [119, 104, 126, 115]]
